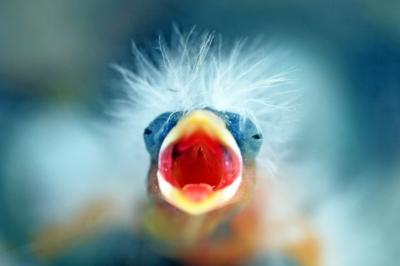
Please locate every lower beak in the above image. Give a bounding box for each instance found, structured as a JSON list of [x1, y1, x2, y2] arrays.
[[157, 110, 242, 215]]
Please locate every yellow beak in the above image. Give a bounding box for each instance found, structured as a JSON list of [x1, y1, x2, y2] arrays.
[[157, 110, 243, 215]]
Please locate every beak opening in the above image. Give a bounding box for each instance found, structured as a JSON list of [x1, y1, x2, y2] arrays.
[[157, 110, 242, 215]]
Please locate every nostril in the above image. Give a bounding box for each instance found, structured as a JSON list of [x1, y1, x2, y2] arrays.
[[144, 128, 152, 135], [252, 134, 261, 139]]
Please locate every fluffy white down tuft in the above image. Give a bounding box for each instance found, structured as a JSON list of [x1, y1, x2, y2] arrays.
[[111, 27, 301, 173]]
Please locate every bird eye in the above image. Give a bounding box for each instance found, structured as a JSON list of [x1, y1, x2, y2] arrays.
[[220, 111, 263, 161], [143, 111, 183, 159]]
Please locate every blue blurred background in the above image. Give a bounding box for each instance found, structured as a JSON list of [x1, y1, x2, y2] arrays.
[[0, 0, 399, 265], [1, 0, 399, 172]]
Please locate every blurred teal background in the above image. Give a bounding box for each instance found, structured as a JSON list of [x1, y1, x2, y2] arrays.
[[0, 0, 399, 265], [1, 0, 399, 171]]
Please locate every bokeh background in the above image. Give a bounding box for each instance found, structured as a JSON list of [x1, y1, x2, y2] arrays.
[[1, 1, 399, 265]]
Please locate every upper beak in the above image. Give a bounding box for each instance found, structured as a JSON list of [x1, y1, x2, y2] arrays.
[[157, 110, 242, 215]]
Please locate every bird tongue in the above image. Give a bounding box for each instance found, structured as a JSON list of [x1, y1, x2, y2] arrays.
[[182, 183, 213, 202]]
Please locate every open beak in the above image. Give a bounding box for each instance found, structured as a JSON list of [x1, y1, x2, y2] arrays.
[[157, 110, 242, 215]]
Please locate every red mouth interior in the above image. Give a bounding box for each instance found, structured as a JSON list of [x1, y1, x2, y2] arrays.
[[159, 131, 241, 200]]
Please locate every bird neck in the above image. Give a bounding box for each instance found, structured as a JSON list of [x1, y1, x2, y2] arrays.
[[142, 161, 257, 256]]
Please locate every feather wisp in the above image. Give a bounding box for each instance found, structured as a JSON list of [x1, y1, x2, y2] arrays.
[[111, 27, 301, 175]]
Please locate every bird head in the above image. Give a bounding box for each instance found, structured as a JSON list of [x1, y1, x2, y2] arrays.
[[114, 30, 294, 217], [144, 109, 263, 215]]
